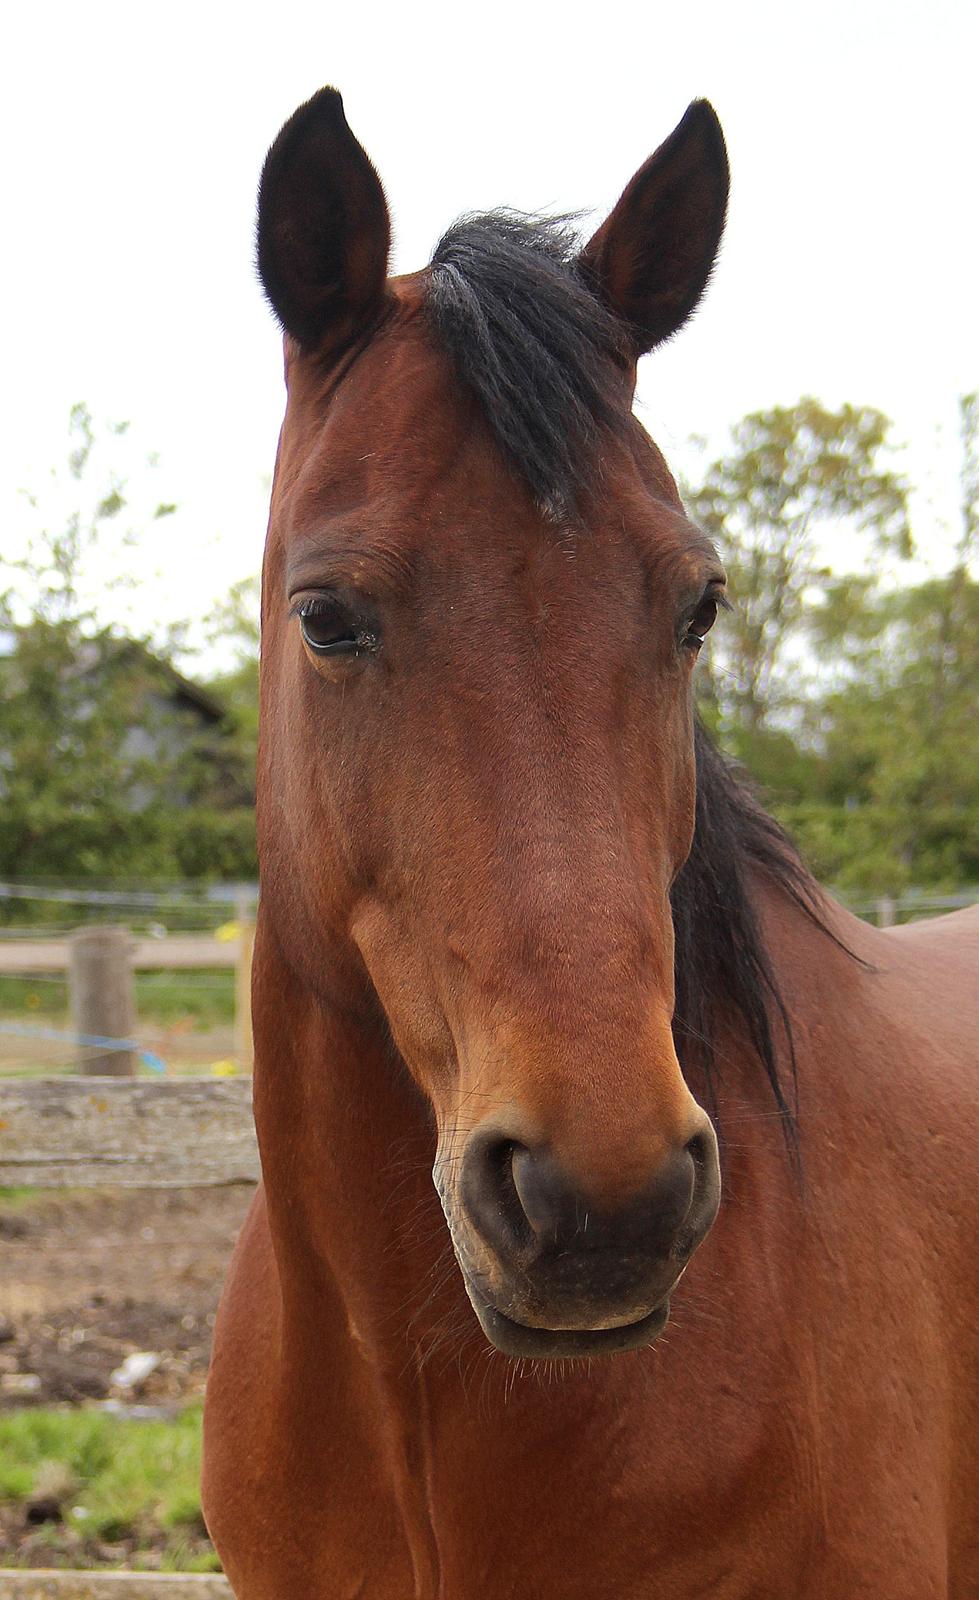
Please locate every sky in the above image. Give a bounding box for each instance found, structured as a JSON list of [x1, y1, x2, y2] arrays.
[[2, 0, 976, 656]]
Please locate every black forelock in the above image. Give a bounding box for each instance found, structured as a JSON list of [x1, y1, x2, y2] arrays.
[[427, 212, 631, 520]]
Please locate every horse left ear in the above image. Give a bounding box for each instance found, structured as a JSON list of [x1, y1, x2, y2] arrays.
[[257, 87, 391, 356], [579, 101, 729, 357]]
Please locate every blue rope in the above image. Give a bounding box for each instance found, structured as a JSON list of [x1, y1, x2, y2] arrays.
[[0, 1020, 166, 1073]]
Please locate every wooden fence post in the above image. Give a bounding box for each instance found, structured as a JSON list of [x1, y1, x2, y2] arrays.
[[68, 926, 136, 1076], [877, 895, 896, 928]]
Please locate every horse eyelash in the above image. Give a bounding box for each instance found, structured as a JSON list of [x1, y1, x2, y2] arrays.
[[290, 595, 342, 620]]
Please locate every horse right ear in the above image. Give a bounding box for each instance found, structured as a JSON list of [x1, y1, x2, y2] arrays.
[[257, 88, 391, 356]]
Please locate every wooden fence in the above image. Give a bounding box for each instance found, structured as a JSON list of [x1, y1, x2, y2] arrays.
[[0, 926, 253, 1075], [0, 1076, 258, 1188], [0, 937, 239, 975], [0, 1574, 232, 1598]]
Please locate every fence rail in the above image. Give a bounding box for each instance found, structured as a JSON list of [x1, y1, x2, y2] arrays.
[[0, 1076, 258, 1187], [0, 1575, 232, 1599], [0, 924, 253, 1074], [0, 937, 239, 974]]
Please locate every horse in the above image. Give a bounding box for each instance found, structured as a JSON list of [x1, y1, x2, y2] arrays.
[[202, 87, 979, 1598]]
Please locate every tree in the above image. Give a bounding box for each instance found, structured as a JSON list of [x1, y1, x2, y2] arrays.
[[684, 400, 911, 752], [0, 407, 257, 895], [782, 572, 979, 890], [792, 393, 979, 888], [203, 575, 260, 781], [3, 401, 178, 630]]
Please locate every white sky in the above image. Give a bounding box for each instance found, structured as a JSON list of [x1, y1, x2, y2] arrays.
[[2, 0, 976, 655]]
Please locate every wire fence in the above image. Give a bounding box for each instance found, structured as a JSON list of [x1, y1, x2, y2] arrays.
[[3, 878, 976, 930], [0, 884, 253, 1077], [0, 880, 258, 936], [0, 879, 975, 1078]]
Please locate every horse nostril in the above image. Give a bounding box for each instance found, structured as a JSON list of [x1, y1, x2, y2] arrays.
[[510, 1143, 562, 1243], [461, 1134, 535, 1257], [674, 1121, 721, 1261], [459, 1119, 720, 1276], [684, 1126, 713, 1174]]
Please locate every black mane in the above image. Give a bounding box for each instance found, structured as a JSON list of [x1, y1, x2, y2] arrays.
[[426, 212, 845, 1139], [429, 212, 630, 520], [672, 727, 841, 1138]]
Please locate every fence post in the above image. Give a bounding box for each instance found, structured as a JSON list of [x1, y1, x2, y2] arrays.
[[234, 891, 254, 1072], [69, 926, 136, 1076], [877, 894, 896, 928]]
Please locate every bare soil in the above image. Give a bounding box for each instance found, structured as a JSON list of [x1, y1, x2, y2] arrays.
[[0, 1186, 253, 1408]]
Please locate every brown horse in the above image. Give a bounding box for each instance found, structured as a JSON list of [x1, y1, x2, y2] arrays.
[[203, 88, 979, 1598]]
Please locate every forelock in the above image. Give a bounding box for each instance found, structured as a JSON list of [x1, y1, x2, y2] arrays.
[[426, 212, 631, 520]]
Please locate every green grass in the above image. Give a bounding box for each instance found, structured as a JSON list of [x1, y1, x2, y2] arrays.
[[131, 970, 235, 1029], [0, 970, 235, 1030], [0, 1404, 220, 1572], [0, 974, 70, 1021]]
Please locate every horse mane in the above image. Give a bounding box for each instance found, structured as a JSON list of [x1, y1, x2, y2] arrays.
[[426, 212, 849, 1135], [429, 212, 630, 520], [671, 726, 846, 1135]]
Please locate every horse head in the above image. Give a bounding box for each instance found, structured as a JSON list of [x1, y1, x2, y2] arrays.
[[255, 88, 729, 1358]]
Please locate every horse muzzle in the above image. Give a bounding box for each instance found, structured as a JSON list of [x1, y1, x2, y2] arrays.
[[436, 1118, 721, 1359]]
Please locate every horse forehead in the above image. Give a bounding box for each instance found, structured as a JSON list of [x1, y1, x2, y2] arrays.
[[276, 292, 698, 581], [279, 326, 465, 507]]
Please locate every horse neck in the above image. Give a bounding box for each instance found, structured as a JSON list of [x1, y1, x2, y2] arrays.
[[250, 913, 462, 1367]]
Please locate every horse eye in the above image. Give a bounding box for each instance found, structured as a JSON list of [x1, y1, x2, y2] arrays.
[[297, 597, 374, 657], [682, 588, 724, 652]]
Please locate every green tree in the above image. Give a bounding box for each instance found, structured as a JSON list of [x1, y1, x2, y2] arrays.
[[203, 575, 260, 781], [786, 573, 979, 890], [0, 408, 257, 896], [957, 390, 978, 561], [685, 399, 911, 752], [796, 393, 979, 889]]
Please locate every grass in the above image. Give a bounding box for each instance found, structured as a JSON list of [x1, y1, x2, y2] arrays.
[[0, 1404, 221, 1572], [0, 970, 235, 1030]]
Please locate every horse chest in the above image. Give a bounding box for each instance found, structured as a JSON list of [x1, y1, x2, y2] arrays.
[[353, 1391, 947, 1600]]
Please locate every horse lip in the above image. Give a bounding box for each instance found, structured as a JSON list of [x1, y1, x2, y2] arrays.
[[462, 1274, 671, 1360]]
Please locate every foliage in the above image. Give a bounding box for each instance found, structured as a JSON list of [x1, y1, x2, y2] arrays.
[[0, 1404, 219, 1572], [689, 395, 979, 891], [0, 624, 258, 888], [685, 398, 910, 738], [960, 391, 979, 559], [802, 572, 979, 888], [204, 574, 261, 779], [4, 402, 177, 631], [0, 407, 257, 895]]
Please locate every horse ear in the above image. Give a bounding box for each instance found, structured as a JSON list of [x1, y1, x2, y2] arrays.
[[257, 87, 391, 355], [579, 101, 729, 358]]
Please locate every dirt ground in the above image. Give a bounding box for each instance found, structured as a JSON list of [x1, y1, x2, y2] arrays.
[[0, 1185, 253, 1408]]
